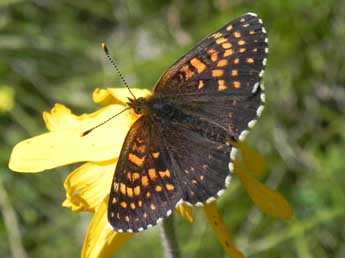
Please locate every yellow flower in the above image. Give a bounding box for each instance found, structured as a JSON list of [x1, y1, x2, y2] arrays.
[[9, 87, 293, 258]]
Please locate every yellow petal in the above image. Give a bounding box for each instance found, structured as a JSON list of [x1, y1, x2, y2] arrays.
[[235, 161, 293, 219], [92, 88, 151, 106], [204, 202, 245, 258], [43, 104, 79, 131], [63, 160, 116, 212], [175, 203, 193, 223], [43, 103, 136, 131], [237, 141, 265, 177], [82, 197, 133, 258], [9, 105, 135, 172]]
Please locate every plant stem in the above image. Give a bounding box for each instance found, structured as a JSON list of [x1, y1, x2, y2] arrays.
[[160, 214, 181, 258], [0, 179, 29, 258]]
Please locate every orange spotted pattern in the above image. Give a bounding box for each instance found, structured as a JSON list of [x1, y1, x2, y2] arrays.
[[108, 13, 268, 233]]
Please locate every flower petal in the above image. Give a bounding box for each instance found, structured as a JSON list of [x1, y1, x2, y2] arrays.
[[81, 197, 133, 258], [237, 141, 265, 177], [92, 88, 151, 106], [43, 103, 135, 131], [175, 203, 193, 223], [63, 160, 116, 212], [9, 105, 135, 172], [234, 161, 293, 219], [43, 104, 79, 131], [204, 202, 245, 258]]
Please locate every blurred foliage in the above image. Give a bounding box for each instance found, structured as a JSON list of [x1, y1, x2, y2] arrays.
[[1, 0, 345, 258]]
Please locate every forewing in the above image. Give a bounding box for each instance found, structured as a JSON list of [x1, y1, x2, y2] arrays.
[[153, 12, 267, 141], [108, 116, 182, 232], [154, 13, 267, 97]]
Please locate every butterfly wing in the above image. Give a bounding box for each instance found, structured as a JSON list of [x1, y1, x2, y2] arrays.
[[153, 13, 267, 140], [154, 118, 233, 206], [108, 116, 183, 232], [108, 13, 268, 232]]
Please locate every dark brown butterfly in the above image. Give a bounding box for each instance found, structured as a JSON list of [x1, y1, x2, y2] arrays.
[[107, 13, 268, 232]]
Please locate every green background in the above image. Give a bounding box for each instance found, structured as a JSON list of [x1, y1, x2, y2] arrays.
[[1, 0, 345, 258]]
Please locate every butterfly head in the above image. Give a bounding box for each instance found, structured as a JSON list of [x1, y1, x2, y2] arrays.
[[127, 97, 149, 115]]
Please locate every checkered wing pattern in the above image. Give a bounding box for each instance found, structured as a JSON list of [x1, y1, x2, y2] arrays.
[[108, 116, 183, 232], [108, 13, 268, 233], [154, 13, 267, 140], [156, 119, 233, 206]]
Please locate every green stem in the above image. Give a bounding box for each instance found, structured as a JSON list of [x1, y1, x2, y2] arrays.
[[160, 214, 181, 258]]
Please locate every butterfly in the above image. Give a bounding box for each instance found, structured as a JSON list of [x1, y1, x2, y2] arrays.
[[107, 13, 268, 232]]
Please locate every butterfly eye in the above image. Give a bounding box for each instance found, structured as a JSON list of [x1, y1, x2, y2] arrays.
[[134, 107, 142, 114]]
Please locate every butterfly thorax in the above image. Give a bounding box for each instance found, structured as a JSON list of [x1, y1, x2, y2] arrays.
[[127, 96, 178, 117], [127, 97, 150, 115]]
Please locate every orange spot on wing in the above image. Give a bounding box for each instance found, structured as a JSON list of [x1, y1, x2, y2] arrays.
[[216, 37, 227, 44], [238, 40, 246, 45], [231, 70, 238, 76], [146, 192, 151, 198], [152, 152, 160, 158], [138, 200, 143, 207], [128, 154, 145, 167], [155, 185, 162, 192], [132, 142, 146, 153], [150, 204, 156, 210], [234, 58, 240, 64], [180, 65, 194, 80], [234, 31, 241, 38], [148, 168, 157, 180], [217, 59, 228, 67], [130, 202, 136, 210], [166, 184, 175, 191], [222, 42, 232, 49], [128, 172, 140, 182], [233, 81, 241, 88], [120, 202, 127, 208], [218, 80, 228, 91], [246, 58, 255, 64], [120, 183, 126, 195], [249, 30, 256, 35], [223, 49, 234, 57], [127, 187, 133, 197], [141, 176, 149, 187], [159, 169, 171, 178], [190, 58, 207, 73], [226, 25, 233, 31], [207, 49, 218, 62], [198, 80, 204, 89], [239, 48, 246, 53], [212, 70, 224, 77], [134, 186, 141, 196]]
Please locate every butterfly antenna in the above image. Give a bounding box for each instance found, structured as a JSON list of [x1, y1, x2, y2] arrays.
[[101, 42, 136, 100], [81, 107, 131, 136]]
